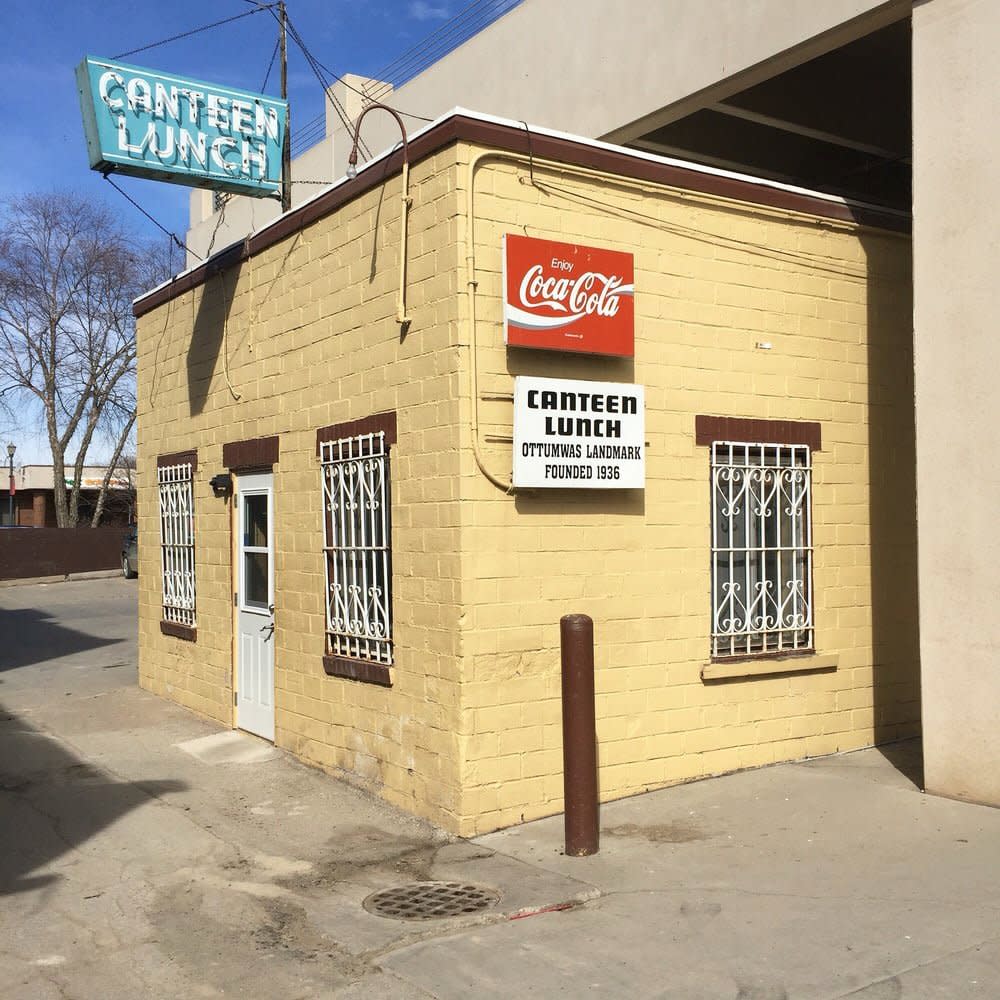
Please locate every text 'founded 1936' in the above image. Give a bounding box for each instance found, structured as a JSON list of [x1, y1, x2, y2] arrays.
[[513, 376, 645, 489]]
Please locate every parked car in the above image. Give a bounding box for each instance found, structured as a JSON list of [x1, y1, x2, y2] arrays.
[[122, 527, 138, 578]]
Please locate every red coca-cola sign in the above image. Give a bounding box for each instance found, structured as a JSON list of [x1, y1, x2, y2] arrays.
[[503, 234, 634, 357]]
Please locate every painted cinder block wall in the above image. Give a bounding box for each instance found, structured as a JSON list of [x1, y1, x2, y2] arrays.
[[136, 146, 468, 829], [136, 124, 918, 837], [450, 142, 917, 834]]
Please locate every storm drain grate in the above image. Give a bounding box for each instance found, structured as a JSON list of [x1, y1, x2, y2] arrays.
[[363, 881, 500, 920]]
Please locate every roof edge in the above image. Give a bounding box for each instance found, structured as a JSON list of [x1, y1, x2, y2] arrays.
[[134, 109, 910, 319]]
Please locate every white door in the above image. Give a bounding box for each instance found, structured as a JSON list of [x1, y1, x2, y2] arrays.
[[236, 472, 275, 741]]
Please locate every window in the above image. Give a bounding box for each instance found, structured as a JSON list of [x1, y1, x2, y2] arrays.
[[241, 492, 271, 610], [157, 456, 196, 630], [711, 441, 813, 658], [321, 427, 393, 667]]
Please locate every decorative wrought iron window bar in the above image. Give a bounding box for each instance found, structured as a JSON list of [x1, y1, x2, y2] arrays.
[[157, 462, 196, 628], [321, 431, 393, 666], [711, 441, 813, 658]]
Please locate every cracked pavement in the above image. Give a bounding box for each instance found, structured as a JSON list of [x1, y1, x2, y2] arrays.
[[1, 578, 999, 998]]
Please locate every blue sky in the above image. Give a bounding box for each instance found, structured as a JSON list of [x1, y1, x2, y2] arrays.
[[0, 0, 477, 243], [1, 1, 509, 462]]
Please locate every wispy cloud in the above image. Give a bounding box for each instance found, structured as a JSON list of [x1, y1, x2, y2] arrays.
[[409, 2, 449, 21]]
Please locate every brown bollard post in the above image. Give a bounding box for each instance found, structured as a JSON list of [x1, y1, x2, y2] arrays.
[[560, 613, 599, 856]]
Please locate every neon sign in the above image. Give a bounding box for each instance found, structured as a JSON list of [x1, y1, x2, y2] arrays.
[[76, 56, 287, 197]]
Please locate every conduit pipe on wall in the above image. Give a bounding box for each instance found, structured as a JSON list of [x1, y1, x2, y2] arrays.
[[463, 146, 884, 493], [348, 104, 412, 328], [465, 148, 519, 494], [465, 147, 646, 492]]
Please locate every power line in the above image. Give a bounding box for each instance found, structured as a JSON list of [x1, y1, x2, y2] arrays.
[[260, 36, 280, 93], [299, 44, 434, 122], [290, 2, 521, 155], [274, 10, 374, 159], [284, 15, 365, 139], [371, 0, 493, 82], [283, 11, 434, 122], [102, 173, 204, 262], [112, 7, 271, 61], [370, 0, 521, 95]]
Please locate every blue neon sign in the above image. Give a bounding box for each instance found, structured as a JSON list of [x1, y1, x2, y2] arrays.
[[76, 56, 287, 198]]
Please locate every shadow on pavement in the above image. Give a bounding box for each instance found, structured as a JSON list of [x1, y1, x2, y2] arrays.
[[0, 704, 186, 895], [877, 738, 924, 789], [0, 606, 118, 672]]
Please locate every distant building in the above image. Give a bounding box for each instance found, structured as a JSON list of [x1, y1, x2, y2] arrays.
[[6, 465, 135, 527]]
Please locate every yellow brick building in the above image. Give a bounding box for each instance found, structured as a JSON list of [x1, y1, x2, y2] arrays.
[[135, 112, 917, 836]]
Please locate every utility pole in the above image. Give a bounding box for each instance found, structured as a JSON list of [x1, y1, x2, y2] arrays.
[[279, 0, 291, 213]]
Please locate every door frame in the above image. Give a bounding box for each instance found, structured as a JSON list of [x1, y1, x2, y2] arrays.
[[233, 470, 275, 740]]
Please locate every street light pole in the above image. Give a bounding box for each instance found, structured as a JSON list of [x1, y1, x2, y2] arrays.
[[6, 442, 15, 526]]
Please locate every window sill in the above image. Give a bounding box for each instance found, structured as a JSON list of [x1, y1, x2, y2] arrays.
[[701, 652, 837, 682], [323, 654, 392, 687], [160, 620, 197, 642]]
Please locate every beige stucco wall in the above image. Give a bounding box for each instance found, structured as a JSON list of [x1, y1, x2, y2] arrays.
[[188, 0, 909, 261], [454, 142, 918, 833], [357, 0, 908, 152], [137, 146, 467, 830], [913, 0, 1000, 806]]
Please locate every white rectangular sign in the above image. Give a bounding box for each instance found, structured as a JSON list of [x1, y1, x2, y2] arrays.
[[513, 376, 645, 488]]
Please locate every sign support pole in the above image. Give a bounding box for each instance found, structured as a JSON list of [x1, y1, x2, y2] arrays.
[[279, 1, 291, 213]]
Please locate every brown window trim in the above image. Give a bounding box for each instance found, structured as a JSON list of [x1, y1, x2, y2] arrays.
[[323, 654, 392, 687], [157, 449, 198, 470], [318, 411, 397, 684], [160, 620, 197, 642], [695, 415, 821, 451], [316, 411, 398, 455], [223, 435, 279, 470], [702, 419, 820, 667], [157, 454, 198, 644]]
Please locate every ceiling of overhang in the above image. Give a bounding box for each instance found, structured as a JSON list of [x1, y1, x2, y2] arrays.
[[629, 19, 911, 212]]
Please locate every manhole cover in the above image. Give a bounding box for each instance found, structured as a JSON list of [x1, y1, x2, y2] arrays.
[[363, 882, 500, 920]]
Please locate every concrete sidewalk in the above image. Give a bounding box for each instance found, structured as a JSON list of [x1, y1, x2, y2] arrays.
[[1, 580, 998, 998], [0, 568, 123, 588]]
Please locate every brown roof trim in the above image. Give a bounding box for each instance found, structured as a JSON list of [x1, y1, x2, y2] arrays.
[[695, 415, 822, 451], [135, 112, 910, 319], [223, 435, 279, 470], [157, 449, 198, 470], [316, 411, 398, 455]]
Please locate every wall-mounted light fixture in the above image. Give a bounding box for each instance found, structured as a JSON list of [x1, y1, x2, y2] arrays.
[[210, 473, 233, 498]]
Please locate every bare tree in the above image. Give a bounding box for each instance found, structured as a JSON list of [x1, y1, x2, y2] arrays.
[[0, 192, 166, 526], [90, 414, 137, 527]]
